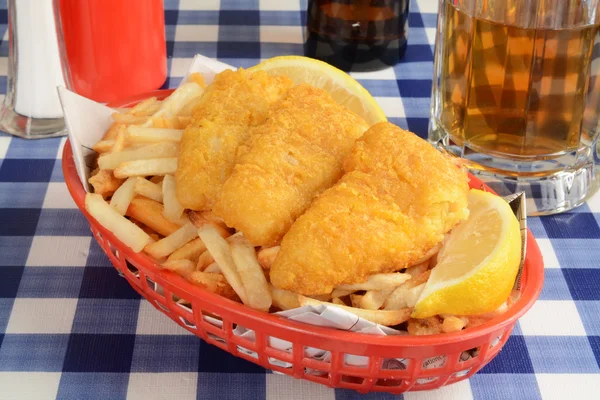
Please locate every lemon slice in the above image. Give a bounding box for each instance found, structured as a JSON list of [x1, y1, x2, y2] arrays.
[[249, 56, 387, 126], [412, 189, 521, 319]]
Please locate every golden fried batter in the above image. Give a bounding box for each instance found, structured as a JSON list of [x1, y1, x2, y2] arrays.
[[213, 84, 369, 246], [270, 122, 470, 295], [175, 69, 293, 210]]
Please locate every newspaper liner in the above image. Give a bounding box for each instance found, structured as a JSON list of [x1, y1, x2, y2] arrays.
[[58, 54, 527, 376]]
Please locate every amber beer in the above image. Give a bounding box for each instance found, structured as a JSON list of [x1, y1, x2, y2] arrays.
[[429, 0, 600, 214], [304, 0, 410, 71]]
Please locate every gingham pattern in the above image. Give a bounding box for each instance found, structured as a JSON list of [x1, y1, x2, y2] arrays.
[[1, 0, 599, 399]]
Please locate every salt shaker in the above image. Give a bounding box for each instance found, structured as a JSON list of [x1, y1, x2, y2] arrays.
[[0, 0, 68, 139]]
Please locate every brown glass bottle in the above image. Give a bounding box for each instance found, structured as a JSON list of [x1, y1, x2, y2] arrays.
[[304, 0, 410, 72]]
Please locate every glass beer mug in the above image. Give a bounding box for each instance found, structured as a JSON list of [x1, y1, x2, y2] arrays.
[[428, 0, 600, 215]]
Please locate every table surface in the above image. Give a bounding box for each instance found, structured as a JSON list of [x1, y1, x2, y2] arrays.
[[1, 0, 600, 399]]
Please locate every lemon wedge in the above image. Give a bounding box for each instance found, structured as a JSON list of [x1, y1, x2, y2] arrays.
[[249, 56, 387, 126], [412, 189, 521, 319]]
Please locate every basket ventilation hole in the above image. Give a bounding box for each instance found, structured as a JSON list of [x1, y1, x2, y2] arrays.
[[207, 332, 227, 345], [381, 358, 409, 371], [303, 346, 328, 361], [268, 357, 293, 369], [415, 377, 439, 385], [125, 261, 139, 278], [453, 369, 471, 378], [154, 300, 169, 313], [422, 355, 447, 370], [304, 367, 328, 377], [201, 310, 223, 329], [172, 294, 192, 313], [179, 315, 196, 329], [343, 353, 369, 369], [93, 229, 102, 241], [108, 242, 119, 257], [341, 375, 364, 385], [237, 346, 258, 360], [459, 347, 480, 362], [262, 335, 292, 355], [145, 277, 164, 296], [375, 378, 403, 387]]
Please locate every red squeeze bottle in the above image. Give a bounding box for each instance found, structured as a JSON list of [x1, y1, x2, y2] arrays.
[[56, 0, 167, 103]]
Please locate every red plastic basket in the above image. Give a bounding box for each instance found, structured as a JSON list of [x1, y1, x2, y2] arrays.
[[62, 90, 544, 394]]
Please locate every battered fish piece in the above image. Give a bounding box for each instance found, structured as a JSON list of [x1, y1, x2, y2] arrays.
[[213, 84, 369, 246], [176, 69, 293, 210], [270, 122, 470, 295]]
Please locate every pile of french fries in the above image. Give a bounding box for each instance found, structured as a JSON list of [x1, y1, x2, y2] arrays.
[[84, 73, 510, 335]]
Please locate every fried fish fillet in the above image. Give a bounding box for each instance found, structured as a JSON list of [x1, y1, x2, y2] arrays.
[[213, 84, 370, 246], [270, 122, 470, 295], [175, 69, 293, 211]]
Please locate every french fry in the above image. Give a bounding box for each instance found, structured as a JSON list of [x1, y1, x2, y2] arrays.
[[152, 117, 166, 128], [85, 193, 150, 252], [111, 125, 127, 152], [441, 316, 468, 333], [204, 262, 221, 273], [405, 261, 429, 278], [271, 286, 301, 310], [88, 169, 124, 197], [230, 235, 272, 312], [162, 174, 184, 222], [406, 270, 431, 288], [332, 297, 345, 306], [383, 287, 409, 310], [407, 317, 443, 336], [144, 82, 203, 125], [188, 72, 206, 89], [145, 222, 198, 260], [384, 271, 430, 310], [383, 270, 431, 310], [360, 289, 393, 310], [112, 112, 148, 125], [404, 283, 425, 308], [299, 296, 412, 326], [198, 224, 248, 305], [335, 273, 411, 292], [188, 213, 232, 243], [114, 157, 177, 178], [134, 177, 163, 203], [98, 142, 179, 170], [187, 271, 239, 301], [103, 123, 125, 140], [126, 196, 181, 236], [350, 294, 363, 308], [167, 237, 206, 263], [188, 211, 229, 232], [128, 96, 159, 116], [412, 243, 442, 266], [178, 116, 191, 127], [178, 95, 205, 117], [126, 126, 183, 143], [93, 139, 116, 153], [162, 259, 196, 279], [330, 288, 355, 299], [196, 250, 214, 271], [257, 246, 279, 269], [109, 177, 137, 215]]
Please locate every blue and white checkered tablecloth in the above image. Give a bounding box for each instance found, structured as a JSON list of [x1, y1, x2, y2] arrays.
[[1, 0, 600, 399]]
